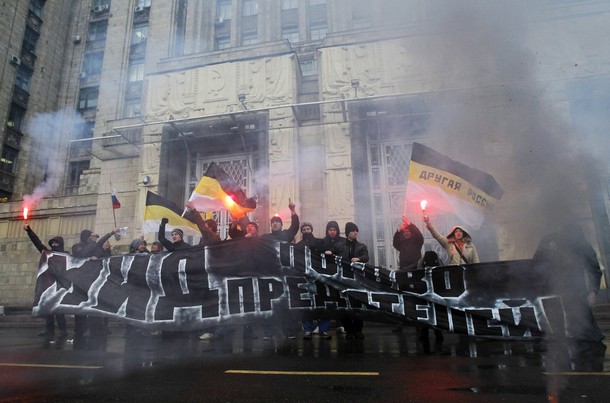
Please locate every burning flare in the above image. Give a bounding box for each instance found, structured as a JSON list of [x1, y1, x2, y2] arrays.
[[23, 207, 29, 220], [420, 200, 428, 211]]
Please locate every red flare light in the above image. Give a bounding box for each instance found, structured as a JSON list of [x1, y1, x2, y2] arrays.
[[23, 207, 29, 220], [420, 200, 427, 211]]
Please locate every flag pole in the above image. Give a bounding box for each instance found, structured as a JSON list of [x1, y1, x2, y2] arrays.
[[110, 182, 120, 240]]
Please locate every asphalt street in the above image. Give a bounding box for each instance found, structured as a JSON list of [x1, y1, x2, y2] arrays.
[[1, 309, 610, 402]]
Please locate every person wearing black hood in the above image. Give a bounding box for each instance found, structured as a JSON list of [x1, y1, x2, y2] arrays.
[[72, 228, 119, 259], [296, 222, 322, 249], [23, 224, 68, 339], [320, 220, 345, 256]]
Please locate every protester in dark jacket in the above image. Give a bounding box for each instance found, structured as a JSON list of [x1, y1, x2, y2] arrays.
[[23, 224, 68, 338], [320, 221, 345, 256], [393, 216, 424, 270], [261, 199, 299, 243], [184, 202, 222, 245], [158, 218, 191, 251], [334, 222, 369, 340], [72, 228, 119, 259], [129, 237, 150, 254], [296, 222, 323, 250], [229, 217, 259, 239]]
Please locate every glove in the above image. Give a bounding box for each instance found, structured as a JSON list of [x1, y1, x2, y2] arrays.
[[161, 218, 169, 225]]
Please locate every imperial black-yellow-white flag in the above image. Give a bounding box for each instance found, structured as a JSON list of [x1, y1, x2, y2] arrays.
[[188, 162, 256, 218], [142, 191, 201, 237], [406, 142, 503, 229]]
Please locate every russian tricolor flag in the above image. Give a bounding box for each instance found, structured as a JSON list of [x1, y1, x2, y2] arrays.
[[111, 188, 121, 209]]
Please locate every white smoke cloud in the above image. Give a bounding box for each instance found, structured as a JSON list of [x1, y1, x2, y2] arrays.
[[22, 108, 85, 210]]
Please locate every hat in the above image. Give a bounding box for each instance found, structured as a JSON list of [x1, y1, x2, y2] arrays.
[[80, 230, 93, 242], [130, 238, 145, 253], [345, 222, 359, 235], [270, 216, 283, 224], [300, 222, 313, 231], [326, 221, 340, 235], [171, 228, 184, 238]]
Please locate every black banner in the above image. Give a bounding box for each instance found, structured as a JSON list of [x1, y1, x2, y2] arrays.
[[33, 238, 562, 339]]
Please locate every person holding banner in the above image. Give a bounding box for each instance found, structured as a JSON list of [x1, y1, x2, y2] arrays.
[[423, 216, 479, 265], [23, 224, 68, 339], [393, 216, 424, 270], [335, 222, 369, 340]]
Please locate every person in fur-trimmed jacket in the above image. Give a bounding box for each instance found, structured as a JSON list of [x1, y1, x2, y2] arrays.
[[423, 216, 479, 265]]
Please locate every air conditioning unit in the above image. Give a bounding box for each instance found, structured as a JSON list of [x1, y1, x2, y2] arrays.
[[79, 72, 87, 79], [214, 17, 224, 24], [10, 55, 21, 65], [73, 35, 81, 44], [135, 6, 144, 12], [93, 6, 103, 13]]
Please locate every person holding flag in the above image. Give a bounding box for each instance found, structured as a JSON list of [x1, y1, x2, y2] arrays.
[[423, 215, 479, 265], [158, 218, 191, 251]]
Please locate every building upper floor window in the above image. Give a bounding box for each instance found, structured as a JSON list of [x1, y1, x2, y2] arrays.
[[128, 60, 145, 82], [29, 0, 45, 19], [281, 25, 299, 43], [309, 20, 326, 40], [23, 27, 40, 53], [309, 0, 326, 5], [7, 104, 26, 132], [66, 160, 90, 191], [88, 20, 108, 42], [300, 58, 317, 76], [217, 0, 232, 20], [83, 52, 104, 75], [92, 0, 111, 10], [132, 23, 149, 44], [0, 146, 19, 175], [241, 31, 258, 45], [78, 87, 99, 110], [74, 121, 95, 140], [242, 0, 258, 16], [124, 98, 142, 118], [135, 0, 151, 7], [281, 0, 298, 10], [352, 0, 371, 28], [215, 35, 231, 50], [15, 66, 33, 92]]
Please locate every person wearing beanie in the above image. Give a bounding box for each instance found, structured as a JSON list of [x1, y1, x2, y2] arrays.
[[393, 215, 424, 270], [23, 224, 68, 339], [296, 222, 322, 249], [130, 237, 150, 254], [296, 222, 331, 339], [261, 199, 300, 243], [335, 221, 369, 340], [423, 215, 479, 265], [260, 199, 300, 339], [320, 220, 344, 256], [158, 217, 191, 251]]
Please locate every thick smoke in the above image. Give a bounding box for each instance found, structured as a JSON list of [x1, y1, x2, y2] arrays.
[[406, 0, 610, 257], [22, 108, 85, 209]]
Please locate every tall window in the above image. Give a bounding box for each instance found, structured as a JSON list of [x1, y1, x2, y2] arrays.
[[215, 35, 231, 50], [281, 25, 299, 43], [309, 20, 326, 40], [217, 0, 232, 20], [29, 0, 45, 19], [66, 160, 90, 194], [7, 104, 26, 131], [127, 60, 145, 82], [352, 0, 372, 29], [0, 146, 19, 175], [281, 0, 298, 9], [241, 31, 258, 45], [132, 23, 149, 44], [88, 21, 108, 42], [124, 98, 142, 118], [135, 0, 151, 7], [15, 67, 33, 92], [83, 52, 104, 75], [23, 27, 39, 53], [78, 87, 99, 110], [242, 0, 258, 16]]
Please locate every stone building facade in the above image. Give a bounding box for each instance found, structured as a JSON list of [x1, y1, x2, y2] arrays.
[[1, 0, 610, 306]]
